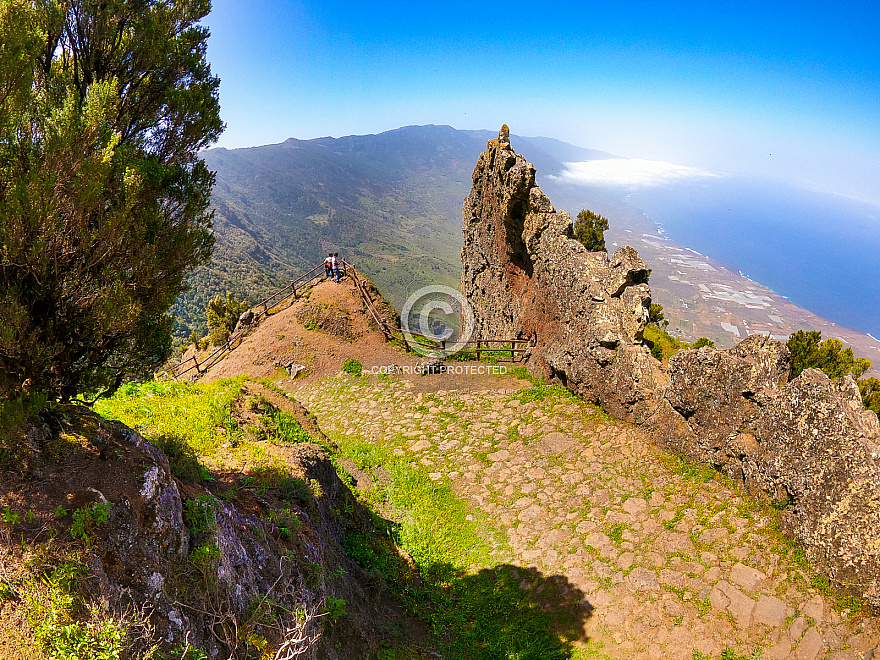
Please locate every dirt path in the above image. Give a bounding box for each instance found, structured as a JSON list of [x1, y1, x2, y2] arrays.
[[294, 373, 880, 660], [197, 278, 422, 387]]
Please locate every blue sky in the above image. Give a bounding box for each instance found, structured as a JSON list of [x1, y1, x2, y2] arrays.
[[204, 0, 880, 203]]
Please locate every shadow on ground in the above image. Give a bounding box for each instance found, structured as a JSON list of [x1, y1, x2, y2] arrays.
[[428, 562, 592, 660]]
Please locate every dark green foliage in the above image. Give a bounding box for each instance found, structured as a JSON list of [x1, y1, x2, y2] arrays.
[[183, 495, 217, 534], [693, 337, 715, 349], [787, 330, 871, 380], [787, 330, 877, 419], [206, 291, 250, 346], [859, 378, 880, 419], [69, 502, 110, 546], [324, 597, 347, 623], [648, 302, 668, 327], [342, 358, 363, 376], [0, 0, 222, 401], [573, 209, 609, 251]]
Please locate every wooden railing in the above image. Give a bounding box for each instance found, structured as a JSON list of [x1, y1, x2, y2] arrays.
[[170, 262, 329, 380], [344, 260, 534, 360], [170, 259, 534, 380]]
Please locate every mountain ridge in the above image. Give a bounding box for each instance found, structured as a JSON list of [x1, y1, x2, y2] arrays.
[[176, 124, 880, 365]]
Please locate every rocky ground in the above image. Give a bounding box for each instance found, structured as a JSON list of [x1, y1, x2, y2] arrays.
[[291, 371, 880, 660]]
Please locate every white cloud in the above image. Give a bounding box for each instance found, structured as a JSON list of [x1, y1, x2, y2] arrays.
[[550, 158, 718, 187]]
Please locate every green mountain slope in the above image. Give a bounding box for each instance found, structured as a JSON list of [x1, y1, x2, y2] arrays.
[[173, 125, 611, 336]]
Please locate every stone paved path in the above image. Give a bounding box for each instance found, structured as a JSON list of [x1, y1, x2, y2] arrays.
[[295, 374, 880, 660]]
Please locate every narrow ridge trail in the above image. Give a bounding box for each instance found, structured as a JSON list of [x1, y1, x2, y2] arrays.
[[293, 372, 880, 660]]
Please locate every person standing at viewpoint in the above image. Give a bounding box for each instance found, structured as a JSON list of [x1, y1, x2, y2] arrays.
[[331, 253, 341, 283]]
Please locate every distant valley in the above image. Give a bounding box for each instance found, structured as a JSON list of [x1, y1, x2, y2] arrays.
[[176, 125, 880, 364]]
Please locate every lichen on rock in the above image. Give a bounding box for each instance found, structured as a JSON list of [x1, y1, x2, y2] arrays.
[[462, 126, 880, 608], [462, 126, 663, 422]]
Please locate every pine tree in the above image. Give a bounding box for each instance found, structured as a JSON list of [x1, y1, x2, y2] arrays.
[[573, 209, 609, 252], [0, 0, 223, 401]]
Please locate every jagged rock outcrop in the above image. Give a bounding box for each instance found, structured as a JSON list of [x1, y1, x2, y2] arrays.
[[3, 405, 394, 659], [462, 126, 665, 422], [462, 127, 880, 608], [648, 342, 880, 607]]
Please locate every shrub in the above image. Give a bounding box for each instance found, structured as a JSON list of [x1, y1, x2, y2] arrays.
[[0, 0, 222, 402], [206, 292, 250, 346], [787, 330, 870, 379], [190, 543, 221, 573], [573, 209, 609, 251], [183, 495, 217, 534], [69, 502, 111, 547], [648, 302, 667, 327], [342, 359, 363, 376]]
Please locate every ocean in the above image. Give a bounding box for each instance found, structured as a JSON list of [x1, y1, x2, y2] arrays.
[[624, 177, 880, 339]]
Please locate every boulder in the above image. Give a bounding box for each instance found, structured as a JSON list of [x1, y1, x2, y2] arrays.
[[461, 127, 880, 608], [461, 127, 662, 422]]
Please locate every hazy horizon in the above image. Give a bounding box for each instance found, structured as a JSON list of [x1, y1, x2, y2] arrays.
[[204, 0, 880, 206]]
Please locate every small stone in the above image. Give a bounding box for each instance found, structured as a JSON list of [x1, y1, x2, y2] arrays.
[[658, 569, 686, 590], [541, 432, 576, 454], [617, 552, 635, 570], [788, 616, 808, 642], [622, 497, 647, 516], [411, 439, 431, 452], [827, 651, 859, 660], [625, 567, 659, 592], [729, 562, 766, 591], [486, 449, 511, 462], [764, 640, 792, 660], [754, 594, 787, 628], [801, 595, 825, 625], [795, 627, 825, 660], [710, 580, 755, 628]]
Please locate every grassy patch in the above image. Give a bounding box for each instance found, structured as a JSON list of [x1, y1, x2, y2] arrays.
[[342, 358, 363, 376], [7, 552, 128, 660], [508, 367, 577, 404], [96, 378, 246, 458], [644, 323, 689, 361], [334, 435, 585, 660]]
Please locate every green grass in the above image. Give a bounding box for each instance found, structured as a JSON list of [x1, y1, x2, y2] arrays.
[[334, 434, 585, 659], [97, 378, 247, 457], [508, 367, 577, 404], [644, 323, 690, 360]]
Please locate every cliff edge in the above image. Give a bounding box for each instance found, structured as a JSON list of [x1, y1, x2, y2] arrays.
[[462, 127, 880, 609]]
